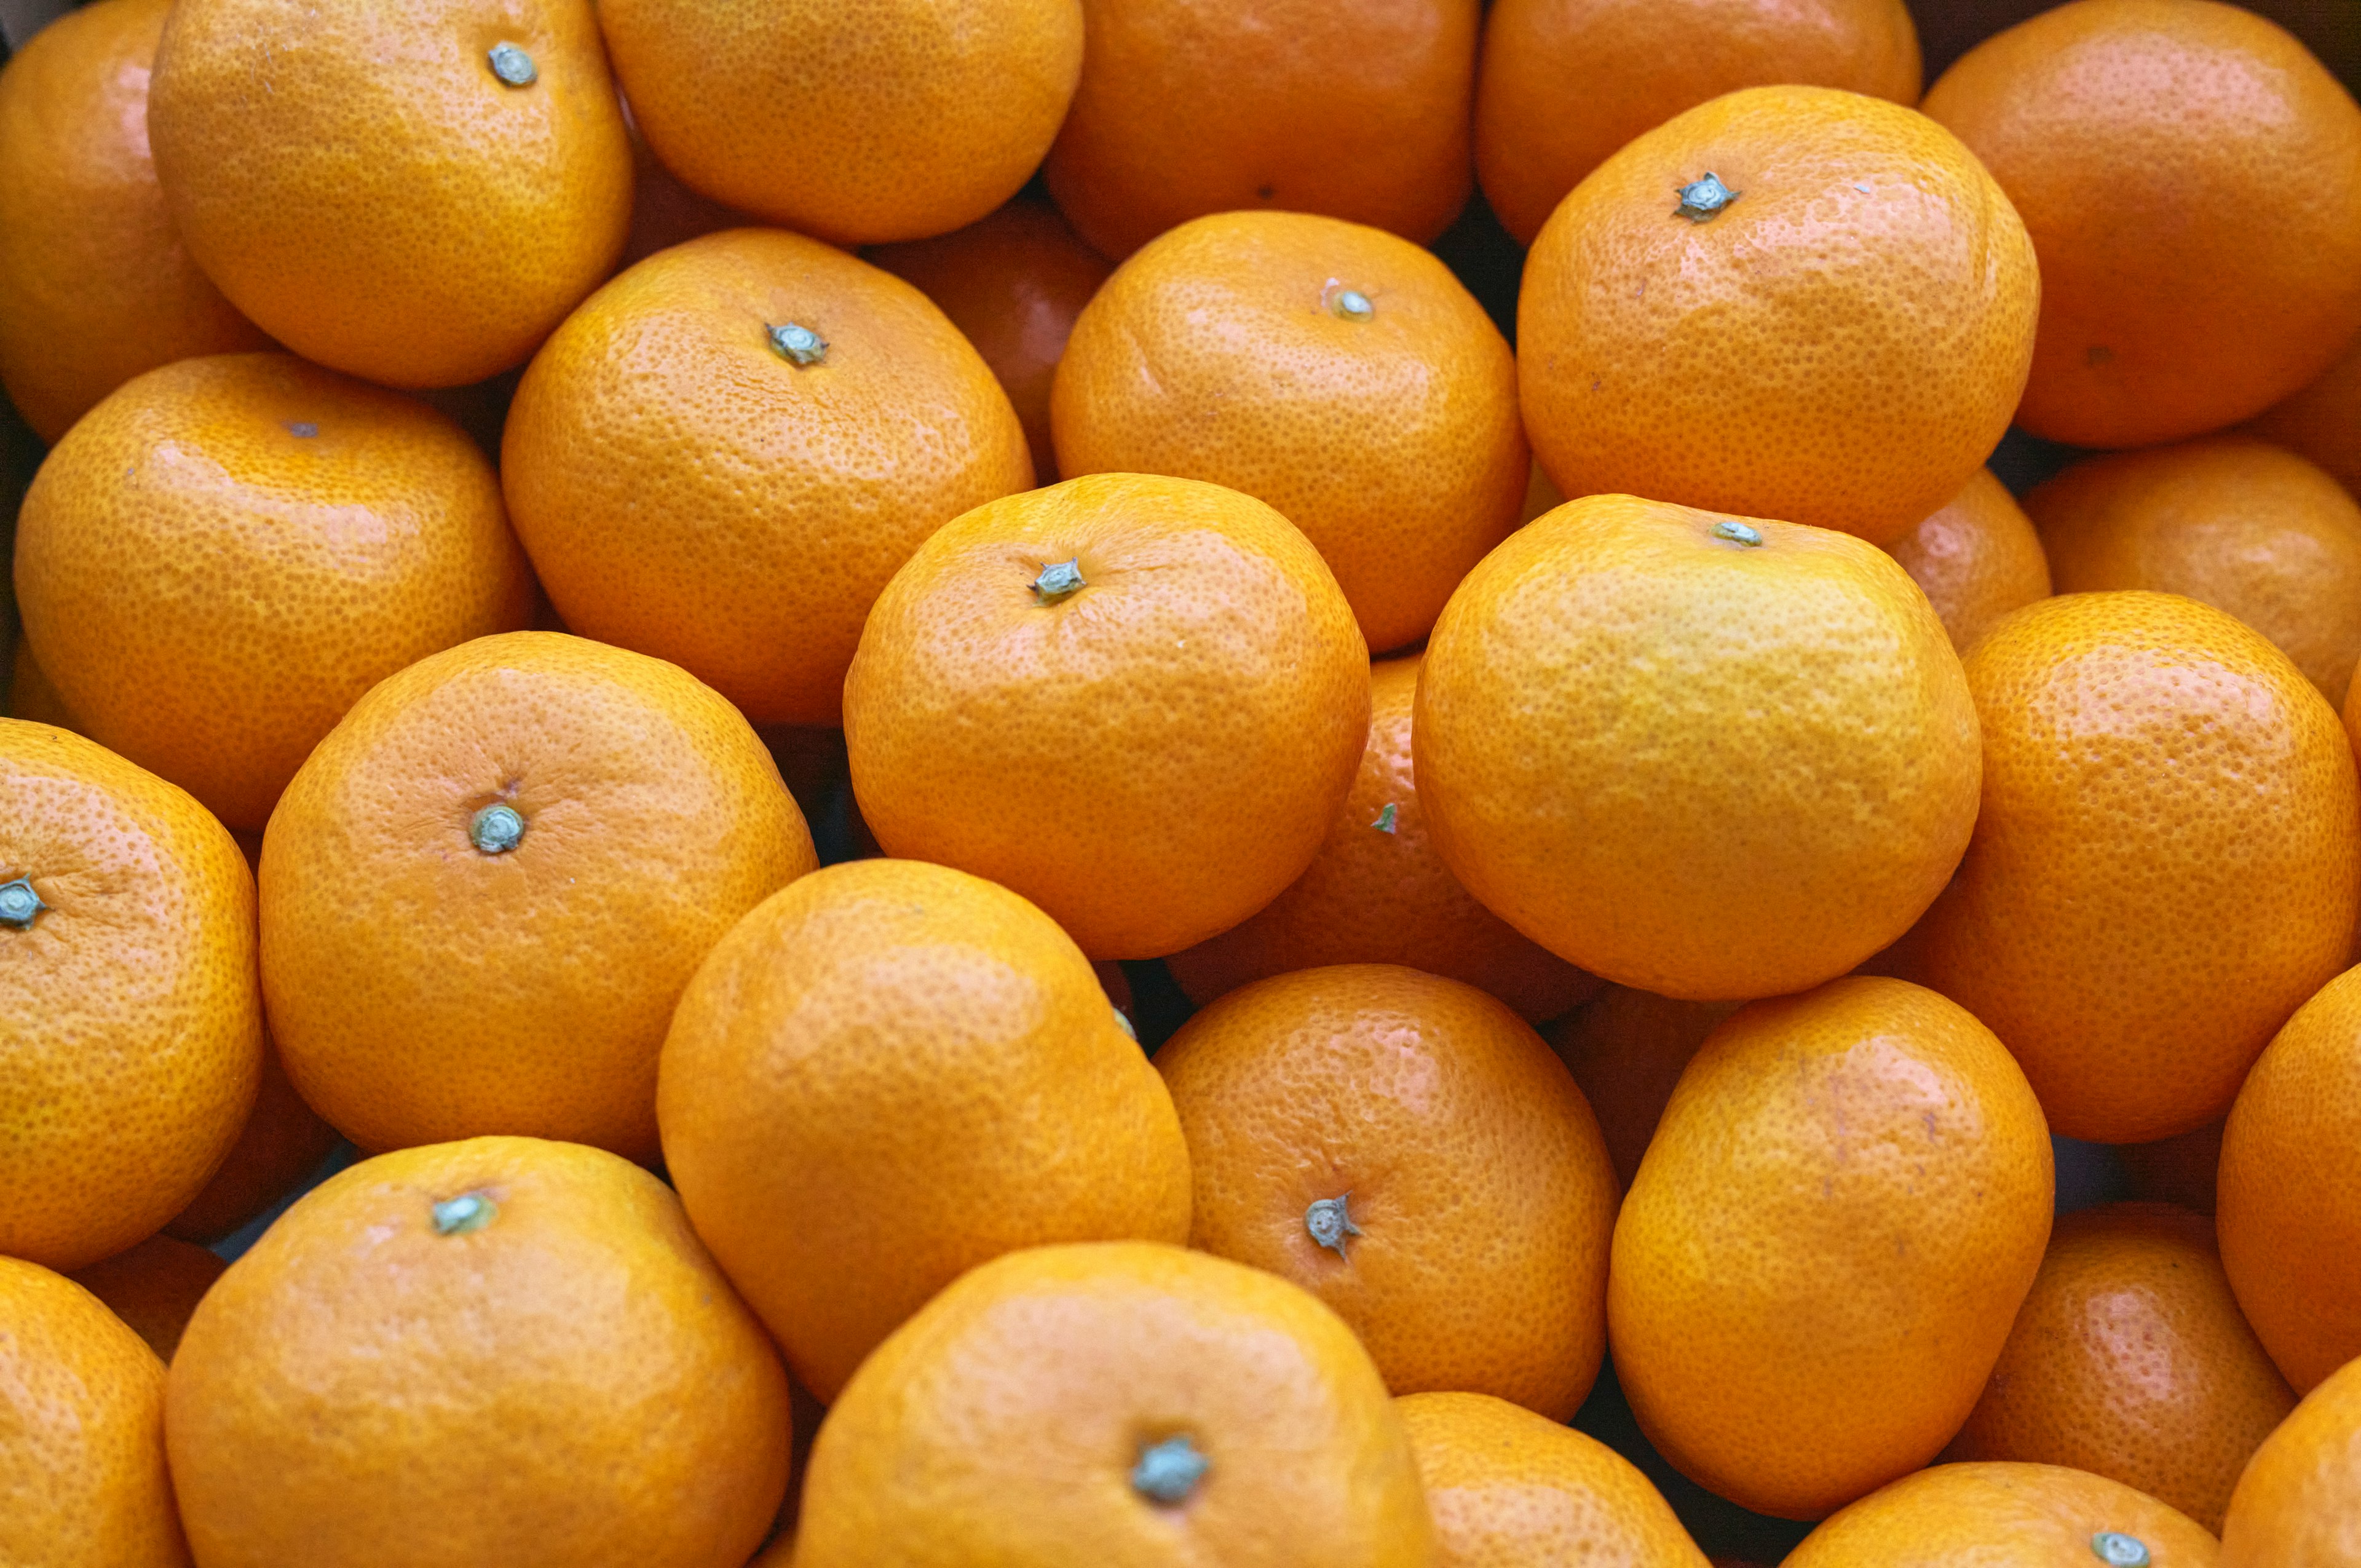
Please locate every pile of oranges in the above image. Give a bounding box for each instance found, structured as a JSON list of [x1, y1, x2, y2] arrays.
[[4, 0, 2361, 1562]]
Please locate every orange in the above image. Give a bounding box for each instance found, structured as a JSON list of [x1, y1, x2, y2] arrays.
[[1785, 1462, 2220, 1567], [1474, 0, 1921, 245], [0, 0, 266, 443], [1165, 654, 1599, 1025], [68, 1233, 227, 1364], [1396, 1390, 1709, 1567], [1043, 0, 1477, 260], [1155, 964, 1618, 1420], [0, 719, 262, 1272], [1517, 85, 2038, 544], [844, 472, 1369, 959], [166, 1136, 789, 1568], [259, 632, 817, 1160], [1884, 467, 2052, 653], [147, 0, 631, 388], [1608, 976, 2054, 1519], [1915, 592, 2361, 1142], [15, 352, 534, 831], [658, 857, 1193, 1401], [2121, 1120, 2225, 1218], [2217, 963, 2361, 1392], [1946, 1202, 2295, 1533], [1415, 493, 1980, 1001], [617, 110, 752, 269], [502, 228, 1032, 727], [2220, 1352, 2361, 1566], [0, 1256, 189, 1567], [1923, 0, 2361, 448], [2245, 328, 2361, 497], [164, 1032, 340, 1245], [794, 1241, 1435, 1567], [1051, 210, 1528, 654], [2028, 436, 2361, 708], [871, 198, 1115, 484], [597, 0, 1082, 245], [1546, 986, 1742, 1189], [6, 633, 74, 729]]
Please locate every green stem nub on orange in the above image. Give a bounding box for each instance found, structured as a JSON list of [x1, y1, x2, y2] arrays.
[[1032, 558, 1086, 603], [1712, 519, 1764, 547], [767, 322, 828, 366], [0, 877, 45, 929], [432, 1193, 497, 1235], [1331, 288, 1374, 322], [487, 42, 537, 87], [1305, 1193, 1362, 1256], [2091, 1534, 2150, 1568], [470, 803, 525, 855], [1675, 172, 1739, 223], [1371, 803, 1399, 834], [1131, 1435, 1210, 1505]]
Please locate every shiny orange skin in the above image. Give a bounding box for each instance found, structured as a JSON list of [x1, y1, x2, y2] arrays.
[[503, 228, 1032, 727], [0, 1257, 189, 1567], [2221, 1352, 2361, 1566], [166, 1136, 791, 1568], [68, 1234, 227, 1365], [164, 1031, 340, 1245], [871, 199, 1115, 484], [598, 0, 1082, 245], [6, 633, 74, 729], [16, 352, 534, 832], [1043, 0, 1477, 260], [0, 719, 262, 1272], [844, 473, 1369, 960], [1547, 986, 1742, 1190], [1787, 1462, 2221, 1567], [795, 1241, 1437, 1568], [658, 858, 1193, 1401], [1052, 210, 1528, 654], [1165, 655, 1599, 1025], [1609, 976, 2055, 1520], [1923, 0, 2361, 449], [1156, 965, 1619, 1420], [1474, 0, 1920, 245], [2246, 329, 2361, 497], [1916, 592, 2361, 1142], [2122, 1120, 2225, 1218], [1519, 86, 2038, 544], [1415, 493, 1981, 1001], [259, 632, 817, 1160], [1947, 1203, 2295, 1533], [1885, 467, 2052, 654], [0, 0, 266, 444], [1396, 1391, 1709, 1567], [2028, 437, 2361, 708]]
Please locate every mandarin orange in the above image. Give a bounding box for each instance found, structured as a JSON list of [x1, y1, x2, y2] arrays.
[[1785, 1462, 2220, 1568], [2246, 328, 2361, 496], [1546, 986, 1743, 1190], [2220, 1352, 2361, 1566], [163, 1031, 340, 1245], [5, 632, 73, 729], [68, 1233, 226, 1365], [1884, 467, 2052, 653]]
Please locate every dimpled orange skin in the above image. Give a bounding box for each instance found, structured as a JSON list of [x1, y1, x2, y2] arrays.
[[844, 473, 1369, 960], [1415, 494, 1980, 1001], [1922, 0, 2361, 450], [164, 1032, 339, 1245], [2246, 330, 2361, 496], [658, 858, 1193, 1402], [1609, 976, 2055, 1520], [1474, 0, 1921, 246], [1915, 592, 2361, 1144], [15, 353, 533, 833], [1786, 1462, 2221, 1568], [0, 1257, 189, 1568], [1165, 655, 1599, 1024], [1043, 0, 1476, 261], [1518, 86, 2038, 544], [502, 229, 1032, 728], [1547, 987, 1743, 1190], [68, 1234, 227, 1365], [795, 1241, 1437, 1568], [2028, 437, 2361, 708], [1946, 1203, 2295, 1533], [1052, 211, 1528, 655], [1155, 965, 1619, 1420], [0, 0, 266, 444], [0, 720, 262, 1272], [597, 0, 1082, 245], [259, 633, 817, 1160], [1885, 467, 2052, 654], [165, 1137, 791, 1568], [2221, 1353, 2361, 1566]]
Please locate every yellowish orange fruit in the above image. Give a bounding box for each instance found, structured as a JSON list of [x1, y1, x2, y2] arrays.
[[1786, 1462, 2220, 1568]]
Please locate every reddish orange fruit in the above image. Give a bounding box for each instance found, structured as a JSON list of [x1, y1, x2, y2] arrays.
[[2246, 328, 2361, 496], [1883, 468, 2052, 653], [6, 634, 74, 730], [68, 1234, 227, 1364], [164, 1034, 340, 1246], [1547, 986, 1742, 1190], [2221, 1352, 2361, 1566], [1787, 1462, 2220, 1567], [2121, 1120, 2225, 1218]]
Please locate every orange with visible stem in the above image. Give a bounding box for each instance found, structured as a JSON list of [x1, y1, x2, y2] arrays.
[[1785, 1462, 2220, 1567]]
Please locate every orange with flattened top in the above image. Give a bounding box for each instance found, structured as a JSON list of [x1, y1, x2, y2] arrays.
[[1785, 1462, 2220, 1567]]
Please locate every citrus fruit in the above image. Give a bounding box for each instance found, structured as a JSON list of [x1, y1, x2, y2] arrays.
[[163, 1031, 340, 1245], [0, 0, 265, 443], [1785, 1462, 2220, 1568], [15, 351, 534, 831], [1915, 592, 2361, 1142], [1415, 493, 1980, 1001], [1155, 964, 1619, 1420], [0, 1256, 189, 1567], [1163, 653, 1599, 1024], [502, 228, 1032, 727], [2220, 1351, 2361, 1566], [794, 1240, 1436, 1568], [1609, 976, 2054, 1519], [843, 472, 1368, 959], [1043, 0, 1477, 259], [2122, 1121, 2225, 1218], [1051, 210, 1527, 654], [658, 857, 1193, 1401], [1922, 0, 2361, 448], [259, 632, 817, 1160], [1546, 986, 1742, 1189], [617, 111, 753, 269], [597, 0, 1083, 245], [0, 718, 262, 1272], [165, 1136, 791, 1568], [6, 633, 74, 729], [67, 1233, 226, 1364], [1884, 467, 2052, 653], [2246, 328, 2361, 496], [1517, 85, 2039, 543], [1474, 0, 1921, 245]]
